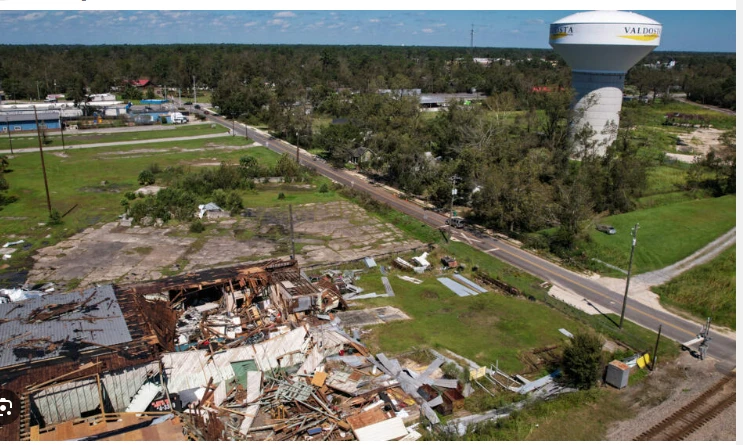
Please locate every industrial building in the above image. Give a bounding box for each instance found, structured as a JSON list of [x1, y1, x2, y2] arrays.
[[549, 10, 662, 154], [0, 111, 61, 132]]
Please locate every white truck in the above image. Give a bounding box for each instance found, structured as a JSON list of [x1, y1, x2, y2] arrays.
[[170, 112, 188, 124]]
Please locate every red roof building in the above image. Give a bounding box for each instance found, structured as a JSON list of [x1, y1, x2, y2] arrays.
[[126, 79, 152, 88]]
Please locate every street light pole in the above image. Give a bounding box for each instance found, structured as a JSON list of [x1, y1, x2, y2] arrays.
[[619, 223, 639, 330]]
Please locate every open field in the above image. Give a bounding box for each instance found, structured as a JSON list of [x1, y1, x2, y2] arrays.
[[582, 195, 735, 276], [25, 200, 424, 287], [0, 138, 271, 270], [653, 245, 736, 329], [623, 101, 736, 130], [0, 124, 226, 150]]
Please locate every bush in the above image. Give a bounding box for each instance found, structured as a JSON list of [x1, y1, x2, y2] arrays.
[[148, 163, 162, 174], [278, 192, 286, 200], [125, 191, 136, 200], [225, 191, 243, 214], [138, 169, 155, 185], [48, 209, 63, 226], [522, 233, 549, 250], [190, 219, 205, 233], [318, 183, 329, 193], [560, 331, 606, 389]]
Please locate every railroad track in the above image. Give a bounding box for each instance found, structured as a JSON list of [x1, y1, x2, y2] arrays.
[[634, 374, 735, 441]]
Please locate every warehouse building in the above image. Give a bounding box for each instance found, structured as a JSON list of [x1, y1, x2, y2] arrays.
[[0, 111, 61, 132]]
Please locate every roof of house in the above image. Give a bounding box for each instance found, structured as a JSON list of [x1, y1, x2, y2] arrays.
[[0, 112, 61, 122], [0, 285, 133, 369], [129, 79, 152, 87]]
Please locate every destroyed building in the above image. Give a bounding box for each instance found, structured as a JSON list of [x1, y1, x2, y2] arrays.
[[0, 258, 491, 441]]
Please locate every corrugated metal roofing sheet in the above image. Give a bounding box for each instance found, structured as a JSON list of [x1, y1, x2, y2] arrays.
[[437, 277, 478, 297], [0, 284, 132, 369], [452, 274, 488, 293], [162, 327, 309, 393]]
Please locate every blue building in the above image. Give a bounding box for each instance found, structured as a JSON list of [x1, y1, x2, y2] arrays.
[[0, 111, 61, 133]]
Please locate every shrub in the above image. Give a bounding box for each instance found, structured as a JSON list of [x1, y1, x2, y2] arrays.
[[318, 183, 329, 193], [561, 331, 606, 389], [190, 219, 205, 233], [148, 163, 162, 174], [125, 191, 136, 200], [278, 192, 286, 200], [48, 209, 63, 226], [225, 191, 243, 214], [138, 169, 155, 185]]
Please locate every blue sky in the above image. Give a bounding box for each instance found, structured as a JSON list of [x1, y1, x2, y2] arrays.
[[0, 10, 735, 52]]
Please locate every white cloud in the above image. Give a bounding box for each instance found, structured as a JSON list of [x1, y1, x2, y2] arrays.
[[510, 29, 520, 33], [268, 19, 286, 26], [53, 11, 64, 16], [18, 12, 46, 21], [524, 18, 544, 25], [422, 28, 433, 33], [369, 18, 380, 23], [326, 23, 343, 29], [352, 26, 360, 31], [63, 15, 80, 22], [392, 22, 404, 27], [274, 11, 296, 18], [432, 23, 446, 28], [244, 21, 258, 27]]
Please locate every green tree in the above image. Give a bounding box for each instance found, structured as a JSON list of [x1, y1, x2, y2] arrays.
[[560, 331, 605, 390], [138, 169, 155, 185], [275, 153, 300, 178]]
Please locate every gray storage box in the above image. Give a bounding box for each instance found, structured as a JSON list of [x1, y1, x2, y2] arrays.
[[606, 360, 630, 389]]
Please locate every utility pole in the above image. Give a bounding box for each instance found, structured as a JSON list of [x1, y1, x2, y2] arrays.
[[295, 131, 300, 164], [5, 115, 12, 155], [470, 24, 475, 55], [448, 175, 459, 239], [36, 81, 41, 101], [289, 204, 296, 260], [59, 111, 65, 150], [33, 106, 52, 216], [651, 324, 662, 371], [619, 223, 639, 329], [192, 75, 196, 111]]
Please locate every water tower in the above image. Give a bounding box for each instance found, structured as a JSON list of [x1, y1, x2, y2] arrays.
[[549, 11, 662, 154]]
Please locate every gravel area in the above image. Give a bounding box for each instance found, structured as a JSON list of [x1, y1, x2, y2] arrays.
[[606, 353, 735, 440]]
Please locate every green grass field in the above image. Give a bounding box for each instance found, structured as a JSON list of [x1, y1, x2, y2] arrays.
[[623, 100, 736, 130], [653, 245, 736, 329], [643, 165, 689, 196], [352, 267, 583, 373], [0, 124, 227, 151], [582, 195, 735, 276], [0, 138, 272, 267]]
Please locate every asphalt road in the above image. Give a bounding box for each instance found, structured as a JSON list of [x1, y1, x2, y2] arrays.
[[200, 111, 736, 370]]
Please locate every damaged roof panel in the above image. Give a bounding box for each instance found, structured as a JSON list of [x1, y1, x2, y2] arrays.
[[0, 285, 132, 369]]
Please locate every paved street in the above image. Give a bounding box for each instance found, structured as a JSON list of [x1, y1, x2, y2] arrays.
[[196, 107, 736, 370]]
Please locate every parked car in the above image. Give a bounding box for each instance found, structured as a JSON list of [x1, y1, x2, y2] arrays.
[[446, 216, 465, 229], [184, 101, 193, 105], [596, 224, 616, 235], [194, 104, 201, 109]]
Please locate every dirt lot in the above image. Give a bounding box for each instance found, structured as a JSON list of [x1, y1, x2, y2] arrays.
[[26, 200, 424, 287], [606, 353, 735, 441]]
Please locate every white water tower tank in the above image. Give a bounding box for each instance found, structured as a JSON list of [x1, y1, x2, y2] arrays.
[[549, 11, 662, 154]]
